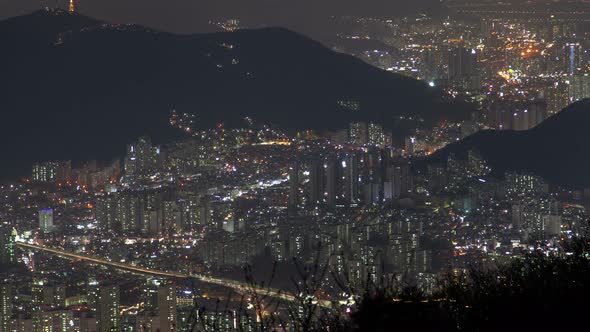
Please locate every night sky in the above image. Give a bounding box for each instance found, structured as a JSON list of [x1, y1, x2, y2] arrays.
[[0, 0, 442, 34]]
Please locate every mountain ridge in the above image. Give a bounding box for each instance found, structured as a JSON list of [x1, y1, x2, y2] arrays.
[[0, 9, 472, 178], [425, 99, 590, 188]]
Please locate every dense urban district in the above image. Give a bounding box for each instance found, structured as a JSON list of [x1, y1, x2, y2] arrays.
[[1, 1, 590, 331]]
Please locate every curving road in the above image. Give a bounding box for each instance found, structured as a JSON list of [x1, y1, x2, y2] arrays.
[[16, 241, 302, 303]]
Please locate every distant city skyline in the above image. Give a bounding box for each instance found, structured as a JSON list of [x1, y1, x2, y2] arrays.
[[1, 0, 446, 34]]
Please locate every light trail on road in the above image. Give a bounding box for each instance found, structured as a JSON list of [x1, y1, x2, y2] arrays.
[[16, 241, 303, 304]]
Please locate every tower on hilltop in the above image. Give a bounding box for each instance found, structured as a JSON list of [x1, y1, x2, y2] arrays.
[[69, 0, 78, 13]]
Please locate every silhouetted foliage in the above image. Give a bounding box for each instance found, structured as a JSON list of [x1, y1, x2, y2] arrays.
[[182, 238, 589, 331], [352, 238, 590, 331]]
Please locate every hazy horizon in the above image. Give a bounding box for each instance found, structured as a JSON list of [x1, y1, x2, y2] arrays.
[[0, 0, 446, 35]]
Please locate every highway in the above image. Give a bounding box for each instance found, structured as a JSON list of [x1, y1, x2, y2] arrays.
[[16, 241, 302, 304]]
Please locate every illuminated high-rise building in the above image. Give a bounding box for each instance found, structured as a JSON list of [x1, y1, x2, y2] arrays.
[[404, 136, 417, 155], [568, 74, 590, 102], [199, 196, 212, 226], [125, 137, 161, 176], [326, 158, 337, 209], [78, 312, 97, 332], [116, 194, 143, 234], [40, 309, 73, 332], [543, 215, 562, 237], [349, 122, 368, 145], [42, 284, 66, 308], [511, 195, 559, 240], [28, 280, 69, 331], [308, 161, 324, 206], [505, 173, 549, 196], [543, 80, 570, 115], [0, 284, 12, 332], [448, 46, 477, 81], [363, 182, 380, 205], [157, 284, 177, 332], [95, 195, 116, 234], [422, 47, 444, 81], [0, 226, 16, 265], [97, 192, 149, 235], [32, 163, 54, 183], [86, 278, 99, 313], [511, 100, 548, 131], [563, 42, 583, 74], [385, 161, 414, 198], [343, 154, 359, 204], [31, 279, 45, 332], [32, 161, 71, 184], [288, 161, 299, 214], [97, 284, 120, 332], [512, 203, 524, 228], [39, 208, 54, 233], [487, 100, 548, 131], [164, 200, 184, 234], [367, 123, 385, 147], [140, 278, 161, 312]]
